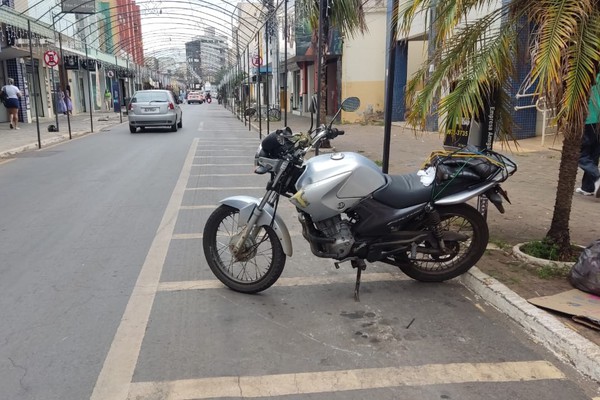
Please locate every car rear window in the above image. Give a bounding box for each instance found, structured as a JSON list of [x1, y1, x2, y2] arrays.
[[132, 92, 169, 102]]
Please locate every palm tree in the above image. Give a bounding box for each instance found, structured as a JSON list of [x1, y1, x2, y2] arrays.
[[298, 0, 368, 134], [399, 0, 600, 257]]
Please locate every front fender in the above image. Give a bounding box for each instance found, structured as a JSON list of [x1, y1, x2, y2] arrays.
[[220, 195, 293, 256]]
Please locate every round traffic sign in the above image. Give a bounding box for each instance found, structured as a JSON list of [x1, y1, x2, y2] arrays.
[[252, 55, 263, 67], [106, 70, 114, 78], [44, 50, 59, 67]]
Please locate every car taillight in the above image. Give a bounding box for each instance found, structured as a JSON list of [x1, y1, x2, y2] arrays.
[[169, 102, 175, 110], [128, 103, 133, 111]]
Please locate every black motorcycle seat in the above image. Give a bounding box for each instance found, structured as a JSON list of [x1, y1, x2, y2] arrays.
[[373, 173, 478, 209], [372, 173, 433, 209]]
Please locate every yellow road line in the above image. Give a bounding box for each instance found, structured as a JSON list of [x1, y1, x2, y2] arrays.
[[157, 272, 410, 292], [172, 233, 202, 240], [127, 360, 565, 399]]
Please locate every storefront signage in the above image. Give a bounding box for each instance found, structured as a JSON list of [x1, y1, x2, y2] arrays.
[[80, 59, 97, 71], [62, 0, 96, 14], [64, 55, 79, 70]]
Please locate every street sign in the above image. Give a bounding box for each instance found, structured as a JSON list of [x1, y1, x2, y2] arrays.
[[106, 70, 114, 78], [252, 55, 263, 67], [62, 0, 96, 14], [44, 50, 59, 67]]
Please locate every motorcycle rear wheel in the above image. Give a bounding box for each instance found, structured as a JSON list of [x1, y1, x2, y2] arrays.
[[203, 205, 286, 293], [397, 204, 488, 282]]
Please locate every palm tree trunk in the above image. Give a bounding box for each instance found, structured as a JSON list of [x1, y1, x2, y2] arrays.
[[319, 68, 332, 148], [545, 127, 582, 256], [318, 19, 332, 148]]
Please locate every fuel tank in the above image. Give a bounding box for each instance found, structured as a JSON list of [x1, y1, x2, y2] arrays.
[[291, 152, 387, 221]]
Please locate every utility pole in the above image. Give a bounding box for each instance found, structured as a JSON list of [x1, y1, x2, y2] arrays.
[[382, 0, 399, 173]]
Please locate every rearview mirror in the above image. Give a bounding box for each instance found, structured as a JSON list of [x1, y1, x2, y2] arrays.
[[341, 97, 360, 112]]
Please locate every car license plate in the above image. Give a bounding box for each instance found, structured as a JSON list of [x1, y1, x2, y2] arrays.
[[143, 107, 157, 112]]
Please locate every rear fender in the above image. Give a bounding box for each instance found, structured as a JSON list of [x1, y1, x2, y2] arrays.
[[433, 181, 496, 206], [220, 195, 293, 256]]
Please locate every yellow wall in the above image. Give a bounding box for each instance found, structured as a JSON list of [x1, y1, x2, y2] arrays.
[[341, 8, 387, 123], [341, 81, 385, 123]]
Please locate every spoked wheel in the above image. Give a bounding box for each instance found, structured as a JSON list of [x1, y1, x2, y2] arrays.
[[202, 205, 286, 293], [397, 204, 488, 282], [268, 108, 281, 121]]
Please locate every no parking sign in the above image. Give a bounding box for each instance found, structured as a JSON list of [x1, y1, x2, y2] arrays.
[[44, 50, 59, 67]]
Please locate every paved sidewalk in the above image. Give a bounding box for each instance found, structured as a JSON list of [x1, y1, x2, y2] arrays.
[[0, 111, 126, 158], [2, 107, 599, 385]]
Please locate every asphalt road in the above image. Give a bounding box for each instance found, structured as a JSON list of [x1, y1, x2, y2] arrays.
[[0, 104, 597, 400]]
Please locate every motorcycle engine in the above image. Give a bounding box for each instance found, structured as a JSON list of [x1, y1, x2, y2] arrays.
[[314, 216, 354, 259]]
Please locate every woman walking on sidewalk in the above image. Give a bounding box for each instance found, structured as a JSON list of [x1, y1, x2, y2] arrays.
[[65, 85, 73, 115], [1, 78, 22, 130]]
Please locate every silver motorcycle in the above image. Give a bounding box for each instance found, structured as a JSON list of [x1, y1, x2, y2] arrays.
[[203, 97, 517, 299]]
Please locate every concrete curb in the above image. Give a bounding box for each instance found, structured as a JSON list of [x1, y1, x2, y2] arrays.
[[512, 243, 577, 268], [0, 123, 123, 159], [460, 266, 600, 383], [0, 130, 88, 159]]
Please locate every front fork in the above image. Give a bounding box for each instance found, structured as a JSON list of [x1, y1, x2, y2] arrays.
[[232, 160, 290, 257], [232, 190, 277, 258]]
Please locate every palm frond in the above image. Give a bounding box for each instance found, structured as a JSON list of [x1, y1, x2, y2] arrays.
[[405, 6, 519, 134], [298, 0, 368, 37], [529, 0, 592, 97], [554, 11, 600, 136]]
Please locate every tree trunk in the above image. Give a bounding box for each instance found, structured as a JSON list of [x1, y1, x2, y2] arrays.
[[319, 67, 332, 148], [318, 19, 331, 148], [545, 128, 582, 256]]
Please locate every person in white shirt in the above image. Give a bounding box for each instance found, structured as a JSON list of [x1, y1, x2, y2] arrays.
[[2, 78, 22, 129]]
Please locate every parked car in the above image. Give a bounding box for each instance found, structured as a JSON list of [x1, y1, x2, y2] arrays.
[[187, 91, 204, 104], [127, 89, 182, 133]]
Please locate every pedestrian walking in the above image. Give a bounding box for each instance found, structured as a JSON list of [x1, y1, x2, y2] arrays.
[[576, 77, 600, 198], [57, 89, 67, 115], [104, 89, 112, 111], [65, 85, 73, 115], [1, 78, 22, 130]]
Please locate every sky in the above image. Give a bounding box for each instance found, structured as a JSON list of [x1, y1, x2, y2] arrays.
[[136, 0, 241, 60]]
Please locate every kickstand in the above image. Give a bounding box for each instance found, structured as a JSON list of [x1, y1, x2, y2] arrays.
[[351, 259, 367, 302]]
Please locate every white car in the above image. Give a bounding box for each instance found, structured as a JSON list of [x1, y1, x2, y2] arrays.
[[128, 89, 183, 133]]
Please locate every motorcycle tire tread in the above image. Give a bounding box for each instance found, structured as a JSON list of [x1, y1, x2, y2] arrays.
[[203, 205, 286, 293], [398, 203, 489, 282]]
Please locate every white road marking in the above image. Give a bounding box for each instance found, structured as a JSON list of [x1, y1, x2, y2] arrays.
[[90, 139, 199, 400], [192, 163, 253, 166], [195, 149, 256, 151], [189, 173, 255, 177], [127, 360, 565, 399], [185, 187, 263, 191], [194, 155, 253, 158], [179, 205, 219, 209], [157, 272, 410, 292], [197, 129, 252, 132], [172, 233, 203, 240]]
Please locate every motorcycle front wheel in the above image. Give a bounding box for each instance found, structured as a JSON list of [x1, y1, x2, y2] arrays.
[[203, 205, 286, 293], [397, 204, 489, 282]]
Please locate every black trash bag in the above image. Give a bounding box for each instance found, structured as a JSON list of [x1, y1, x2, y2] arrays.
[[569, 239, 600, 295]]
